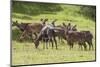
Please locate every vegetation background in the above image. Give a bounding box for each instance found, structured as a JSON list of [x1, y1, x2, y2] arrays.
[[12, 1, 96, 66]]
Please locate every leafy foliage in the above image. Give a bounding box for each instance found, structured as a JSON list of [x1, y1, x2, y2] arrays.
[[12, 1, 63, 16], [12, 1, 96, 22], [80, 6, 96, 21]]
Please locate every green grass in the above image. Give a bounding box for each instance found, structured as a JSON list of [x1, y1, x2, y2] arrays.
[[12, 40, 95, 65], [12, 1, 96, 66]]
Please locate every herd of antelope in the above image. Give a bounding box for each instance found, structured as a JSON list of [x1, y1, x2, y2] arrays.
[[12, 18, 94, 51]]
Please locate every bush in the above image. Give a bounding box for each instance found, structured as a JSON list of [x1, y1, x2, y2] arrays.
[[80, 6, 96, 22]]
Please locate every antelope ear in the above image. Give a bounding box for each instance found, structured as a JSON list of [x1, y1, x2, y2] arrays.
[[40, 18, 43, 21], [62, 22, 66, 25], [74, 25, 77, 27], [45, 18, 48, 21], [15, 20, 18, 23]]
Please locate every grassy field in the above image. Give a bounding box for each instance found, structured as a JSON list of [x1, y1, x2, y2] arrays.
[[12, 1, 96, 66]]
